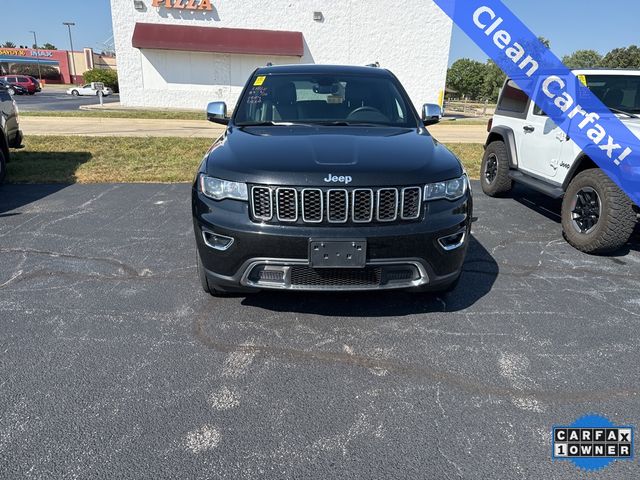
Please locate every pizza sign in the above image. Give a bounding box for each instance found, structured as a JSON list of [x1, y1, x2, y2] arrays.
[[151, 0, 213, 11]]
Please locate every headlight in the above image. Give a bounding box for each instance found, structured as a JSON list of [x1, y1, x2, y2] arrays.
[[424, 175, 468, 201], [199, 174, 248, 201]]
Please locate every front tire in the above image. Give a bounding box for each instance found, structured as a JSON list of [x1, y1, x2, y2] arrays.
[[196, 249, 243, 297], [0, 148, 7, 184], [71, 90, 79, 97], [7, 88, 15, 96], [481, 141, 512, 196], [561, 169, 636, 254]]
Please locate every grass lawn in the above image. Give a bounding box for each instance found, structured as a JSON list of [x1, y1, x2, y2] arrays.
[[7, 136, 484, 183], [446, 143, 484, 178], [20, 110, 205, 121]]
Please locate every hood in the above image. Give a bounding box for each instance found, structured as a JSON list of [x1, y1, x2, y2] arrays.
[[619, 118, 640, 140], [205, 126, 463, 186]]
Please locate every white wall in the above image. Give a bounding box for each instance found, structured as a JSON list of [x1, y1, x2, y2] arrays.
[[111, 0, 453, 111]]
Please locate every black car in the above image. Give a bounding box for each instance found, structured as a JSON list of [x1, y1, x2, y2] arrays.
[[0, 79, 28, 96], [192, 64, 472, 295], [0, 84, 23, 183]]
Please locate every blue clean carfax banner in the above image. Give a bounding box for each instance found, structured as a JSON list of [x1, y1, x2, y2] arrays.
[[435, 0, 640, 205]]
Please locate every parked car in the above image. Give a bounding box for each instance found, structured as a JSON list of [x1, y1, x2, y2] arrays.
[[482, 70, 640, 253], [193, 64, 472, 296], [66, 84, 114, 97], [0, 84, 24, 183], [0, 75, 40, 94], [0, 79, 28, 96]]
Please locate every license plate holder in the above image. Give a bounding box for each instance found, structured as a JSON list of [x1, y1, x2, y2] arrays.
[[309, 239, 367, 269]]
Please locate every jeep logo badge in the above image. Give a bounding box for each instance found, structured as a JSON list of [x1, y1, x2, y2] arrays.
[[324, 174, 352, 185]]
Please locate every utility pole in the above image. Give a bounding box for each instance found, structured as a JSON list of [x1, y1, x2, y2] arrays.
[[29, 31, 42, 83], [63, 22, 77, 85]]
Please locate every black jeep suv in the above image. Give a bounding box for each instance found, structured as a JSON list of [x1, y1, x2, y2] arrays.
[[192, 65, 472, 295]]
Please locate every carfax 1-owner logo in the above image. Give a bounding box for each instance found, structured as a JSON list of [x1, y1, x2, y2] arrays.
[[552, 415, 634, 471]]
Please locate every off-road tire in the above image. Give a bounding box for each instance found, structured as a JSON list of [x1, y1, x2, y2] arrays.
[[562, 169, 636, 254], [481, 141, 512, 196]]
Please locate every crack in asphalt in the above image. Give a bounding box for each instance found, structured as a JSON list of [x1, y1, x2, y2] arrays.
[[0, 247, 193, 288], [192, 315, 640, 406]]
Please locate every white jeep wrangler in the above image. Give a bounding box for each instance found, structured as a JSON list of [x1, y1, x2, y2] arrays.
[[482, 69, 640, 253]]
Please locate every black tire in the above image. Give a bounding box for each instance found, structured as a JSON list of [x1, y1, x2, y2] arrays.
[[8, 130, 22, 149], [196, 249, 240, 297], [7, 88, 15, 96], [71, 90, 79, 97], [481, 141, 512, 196], [0, 148, 7, 184], [437, 272, 461, 294], [561, 169, 636, 254]]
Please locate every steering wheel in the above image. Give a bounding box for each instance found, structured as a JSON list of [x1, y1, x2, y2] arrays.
[[347, 106, 383, 119]]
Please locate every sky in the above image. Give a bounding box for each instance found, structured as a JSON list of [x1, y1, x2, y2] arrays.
[[1, 0, 638, 61], [1, 1, 114, 52], [449, 0, 640, 65]]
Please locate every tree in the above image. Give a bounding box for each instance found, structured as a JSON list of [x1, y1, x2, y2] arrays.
[[2, 41, 16, 48], [601, 45, 640, 69], [446, 58, 486, 100], [482, 60, 506, 102], [562, 50, 603, 69], [42, 43, 57, 50], [538, 36, 551, 48], [83, 68, 119, 92]]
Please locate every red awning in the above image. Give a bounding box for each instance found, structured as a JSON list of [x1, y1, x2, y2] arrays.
[[132, 23, 304, 57]]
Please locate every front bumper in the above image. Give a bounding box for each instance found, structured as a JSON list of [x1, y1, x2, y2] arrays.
[[193, 189, 472, 291]]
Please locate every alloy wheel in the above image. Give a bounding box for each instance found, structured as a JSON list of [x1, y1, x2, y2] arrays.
[[484, 153, 498, 184], [571, 187, 601, 234]]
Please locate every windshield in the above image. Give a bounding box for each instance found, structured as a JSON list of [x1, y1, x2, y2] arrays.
[[585, 74, 640, 114], [234, 73, 417, 127]]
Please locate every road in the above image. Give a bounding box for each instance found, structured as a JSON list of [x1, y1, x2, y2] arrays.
[[13, 90, 119, 111], [19, 116, 487, 143], [0, 182, 638, 479]]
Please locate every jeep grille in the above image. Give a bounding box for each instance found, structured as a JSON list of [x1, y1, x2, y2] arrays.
[[250, 186, 422, 225]]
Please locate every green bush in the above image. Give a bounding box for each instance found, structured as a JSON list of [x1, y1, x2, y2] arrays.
[[83, 68, 119, 93]]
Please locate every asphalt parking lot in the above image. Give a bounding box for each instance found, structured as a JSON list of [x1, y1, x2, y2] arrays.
[[1, 181, 639, 479], [13, 90, 119, 111]]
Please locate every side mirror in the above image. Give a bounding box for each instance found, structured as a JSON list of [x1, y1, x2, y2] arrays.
[[422, 103, 442, 126], [206, 101, 229, 125]]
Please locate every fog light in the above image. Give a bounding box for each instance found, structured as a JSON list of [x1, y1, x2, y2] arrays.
[[202, 230, 234, 251], [438, 229, 467, 251]]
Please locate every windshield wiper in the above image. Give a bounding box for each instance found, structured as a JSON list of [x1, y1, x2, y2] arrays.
[[609, 107, 639, 118], [236, 121, 314, 127], [309, 121, 387, 127]]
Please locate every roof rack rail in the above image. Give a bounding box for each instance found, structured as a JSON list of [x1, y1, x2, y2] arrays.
[[365, 62, 380, 68]]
